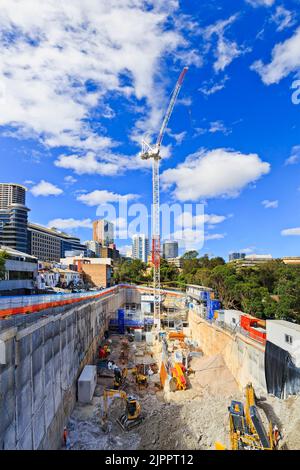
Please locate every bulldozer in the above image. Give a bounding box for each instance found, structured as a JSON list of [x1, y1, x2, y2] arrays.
[[215, 383, 280, 450], [101, 389, 145, 432]]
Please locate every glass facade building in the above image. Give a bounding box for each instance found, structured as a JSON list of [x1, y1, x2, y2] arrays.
[[0, 184, 29, 253], [162, 240, 179, 259]]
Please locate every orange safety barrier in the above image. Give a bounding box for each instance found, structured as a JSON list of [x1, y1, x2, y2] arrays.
[[0, 288, 116, 318]]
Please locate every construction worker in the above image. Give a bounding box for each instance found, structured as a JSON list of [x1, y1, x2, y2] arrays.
[[63, 426, 71, 449], [63, 426, 67, 446], [273, 425, 281, 448], [98, 346, 106, 359]]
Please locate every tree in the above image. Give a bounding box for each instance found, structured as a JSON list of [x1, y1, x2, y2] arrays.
[[181, 250, 198, 259], [113, 259, 150, 284], [0, 250, 7, 280], [160, 258, 179, 284]]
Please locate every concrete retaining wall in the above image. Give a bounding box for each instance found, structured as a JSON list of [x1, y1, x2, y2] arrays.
[[0, 288, 126, 450], [188, 310, 266, 393]]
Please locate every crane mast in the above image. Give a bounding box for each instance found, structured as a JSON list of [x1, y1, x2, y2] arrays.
[[140, 66, 188, 330]]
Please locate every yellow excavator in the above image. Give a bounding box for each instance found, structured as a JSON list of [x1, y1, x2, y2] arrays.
[[215, 383, 279, 450], [101, 389, 145, 432]]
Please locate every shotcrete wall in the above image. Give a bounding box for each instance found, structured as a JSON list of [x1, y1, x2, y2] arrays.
[[0, 289, 126, 450], [188, 310, 267, 393]]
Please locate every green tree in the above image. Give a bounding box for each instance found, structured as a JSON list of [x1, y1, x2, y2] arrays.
[[0, 250, 7, 280], [113, 259, 150, 284], [181, 250, 198, 259], [160, 258, 179, 284]]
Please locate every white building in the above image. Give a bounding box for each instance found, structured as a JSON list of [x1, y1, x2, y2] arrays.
[[217, 309, 243, 329], [266, 320, 300, 367], [132, 234, 149, 263], [0, 245, 38, 294], [52, 268, 82, 288], [36, 269, 60, 290]]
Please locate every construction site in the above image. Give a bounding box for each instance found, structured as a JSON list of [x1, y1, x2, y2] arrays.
[[1, 66, 300, 453], [59, 289, 300, 452]]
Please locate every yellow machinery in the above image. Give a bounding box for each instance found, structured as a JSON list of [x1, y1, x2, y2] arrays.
[[122, 366, 148, 389], [216, 383, 278, 450], [169, 362, 187, 392], [101, 389, 145, 432]]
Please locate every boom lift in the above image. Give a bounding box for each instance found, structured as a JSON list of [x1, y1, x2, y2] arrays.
[[101, 389, 145, 432], [215, 383, 279, 450]]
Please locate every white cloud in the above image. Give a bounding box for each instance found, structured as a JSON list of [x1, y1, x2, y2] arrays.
[[271, 6, 296, 32], [262, 199, 278, 208], [209, 120, 231, 135], [203, 15, 249, 73], [64, 175, 77, 185], [176, 212, 227, 228], [199, 75, 229, 96], [285, 146, 300, 165], [252, 28, 300, 84], [161, 148, 270, 201], [281, 227, 300, 236], [30, 180, 63, 197], [246, 0, 275, 6], [55, 150, 152, 176], [0, 0, 194, 161], [77, 189, 138, 206], [205, 233, 225, 240], [47, 218, 92, 230]]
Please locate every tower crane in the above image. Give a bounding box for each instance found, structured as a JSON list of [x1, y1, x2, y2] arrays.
[[140, 67, 188, 330]]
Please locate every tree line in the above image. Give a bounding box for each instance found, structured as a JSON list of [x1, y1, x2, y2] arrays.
[[114, 251, 300, 322]]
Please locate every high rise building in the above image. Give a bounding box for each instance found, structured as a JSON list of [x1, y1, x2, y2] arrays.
[[93, 219, 114, 246], [83, 240, 102, 257], [132, 234, 149, 263], [163, 240, 179, 259], [28, 223, 87, 261], [0, 183, 29, 253]]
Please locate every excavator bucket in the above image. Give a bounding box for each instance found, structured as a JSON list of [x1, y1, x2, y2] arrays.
[[117, 413, 145, 431]]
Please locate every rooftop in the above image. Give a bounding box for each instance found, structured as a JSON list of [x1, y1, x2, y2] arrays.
[[266, 319, 300, 333]]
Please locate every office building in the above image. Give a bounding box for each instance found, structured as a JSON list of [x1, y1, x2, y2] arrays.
[[93, 219, 114, 246], [28, 223, 87, 262], [0, 245, 38, 295], [166, 257, 183, 269], [229, 252, 246, 262], [0, 183, 29, 253], [163, 240, 178, 259], [132, 234, 149, 263], [83, 240, 101, 257], [231, 254, 273, 267]]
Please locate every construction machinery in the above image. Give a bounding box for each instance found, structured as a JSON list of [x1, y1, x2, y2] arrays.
[[169, 362, 187, 392], [140, 67, 188, 331], [215, 383, 279, 450], [101, 389, 145, 432], [122, 365, 148, 389]]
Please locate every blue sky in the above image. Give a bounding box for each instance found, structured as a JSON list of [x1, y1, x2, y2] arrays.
[[0, 0, 300, 259]]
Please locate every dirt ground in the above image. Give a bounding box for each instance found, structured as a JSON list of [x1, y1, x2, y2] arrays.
[[65, 333, 300, 451]]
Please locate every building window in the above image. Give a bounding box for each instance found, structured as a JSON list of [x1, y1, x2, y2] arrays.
[[285, 334, 293, 345]]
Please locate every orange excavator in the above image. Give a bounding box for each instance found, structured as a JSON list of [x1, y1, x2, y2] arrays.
[[169, 363, 187, 392]]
